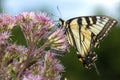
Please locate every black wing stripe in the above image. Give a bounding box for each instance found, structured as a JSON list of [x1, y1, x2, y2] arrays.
[[78, 18, 82, 54], [91, 16, 97, 24], [85, 17, 92, 29], [77, 17, 82, 25], [85, 17, 90, 25]]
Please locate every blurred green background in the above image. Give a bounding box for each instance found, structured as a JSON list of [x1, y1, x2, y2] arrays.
[[0, 0, 120, 80]]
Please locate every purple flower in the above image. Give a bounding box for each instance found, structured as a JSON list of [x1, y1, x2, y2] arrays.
[[48, 28, 68, 50], [0, 31, 10, 40], [35, 13, 53, 29], [15, 12, 54, 44], [0, 31, 10, 46], [22, 74, 43, 80], [0, 12, 68, 80], [42, 51, 64, 80], [0, 14, 15, 29], [22, 12, 35, 20]]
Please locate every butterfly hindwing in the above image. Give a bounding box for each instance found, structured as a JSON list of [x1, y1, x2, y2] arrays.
[[59, 16, 117, 68]]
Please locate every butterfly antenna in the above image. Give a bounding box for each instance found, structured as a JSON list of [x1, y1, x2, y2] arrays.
[[57, 6, 62, 18], [93, 63, 101, 76]]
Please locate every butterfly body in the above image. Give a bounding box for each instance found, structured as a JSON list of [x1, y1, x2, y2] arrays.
[[59, 16, 117, 68]]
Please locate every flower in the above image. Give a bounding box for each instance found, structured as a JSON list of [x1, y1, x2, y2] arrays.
[[42, 51, 64, 80], [22, 74, 43, 80], [0, 12, 68, 80], [0, 14, 15, 29], [15, 12, 53, 44], [22, 12, 35, 21], [35, 13, 53, 29], [0, 31, 10, 46], [48, 28, 68, 50]]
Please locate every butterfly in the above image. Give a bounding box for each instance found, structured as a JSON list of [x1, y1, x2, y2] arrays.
[[58, 16, 117, 69]]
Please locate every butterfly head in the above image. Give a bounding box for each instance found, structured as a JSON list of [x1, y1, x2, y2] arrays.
[[58, 18, 67, 28]]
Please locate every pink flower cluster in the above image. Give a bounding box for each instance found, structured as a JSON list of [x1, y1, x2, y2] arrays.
[[0, 12, 68, 80], [0, 14, 15, 29]]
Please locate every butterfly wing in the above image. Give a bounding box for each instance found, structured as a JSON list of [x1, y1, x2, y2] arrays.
[[63, 16, 117, 68]]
